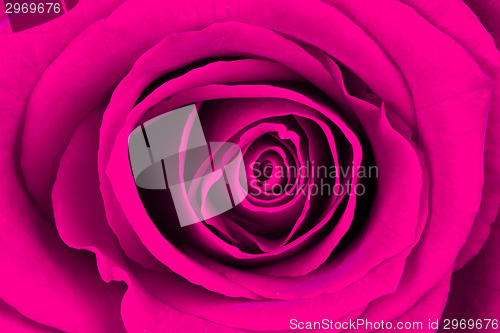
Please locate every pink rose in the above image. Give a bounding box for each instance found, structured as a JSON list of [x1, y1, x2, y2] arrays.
[[1, 0, 499, 332]]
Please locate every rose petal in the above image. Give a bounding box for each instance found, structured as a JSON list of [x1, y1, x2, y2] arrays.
[[11, 0, 127, 215], [441, 213, 500, 325], [104, 84, 420, 317], [320, 0, 493, 320], [0, 3, 135, 330], [52, 110, 148, 281], [401, 0, 500, 273], [126, 256, 406, 331], [464, 0, 500, 48], [363, 269, 452, 330], [0, 299, 60, 333], [0, 169, 127, 332], [121, 276, 248, 333]]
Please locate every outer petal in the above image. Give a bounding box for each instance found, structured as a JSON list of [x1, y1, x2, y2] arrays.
[[0, 1, 128, 330], [464, 0, 500, 48], [322, 0, 492, 321], [4, 0, 127, 218], [440, 214, 500, 331], [52, 110, 132, 283], [129, 257, 400, 331], [401, 0, 500, 272], [0, 299, 61, 333], [0, 169, 127, 332], [121, 277, 244, 333]]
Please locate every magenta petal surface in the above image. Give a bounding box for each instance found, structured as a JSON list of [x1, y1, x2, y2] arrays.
[[1, 0, 499, 331]]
